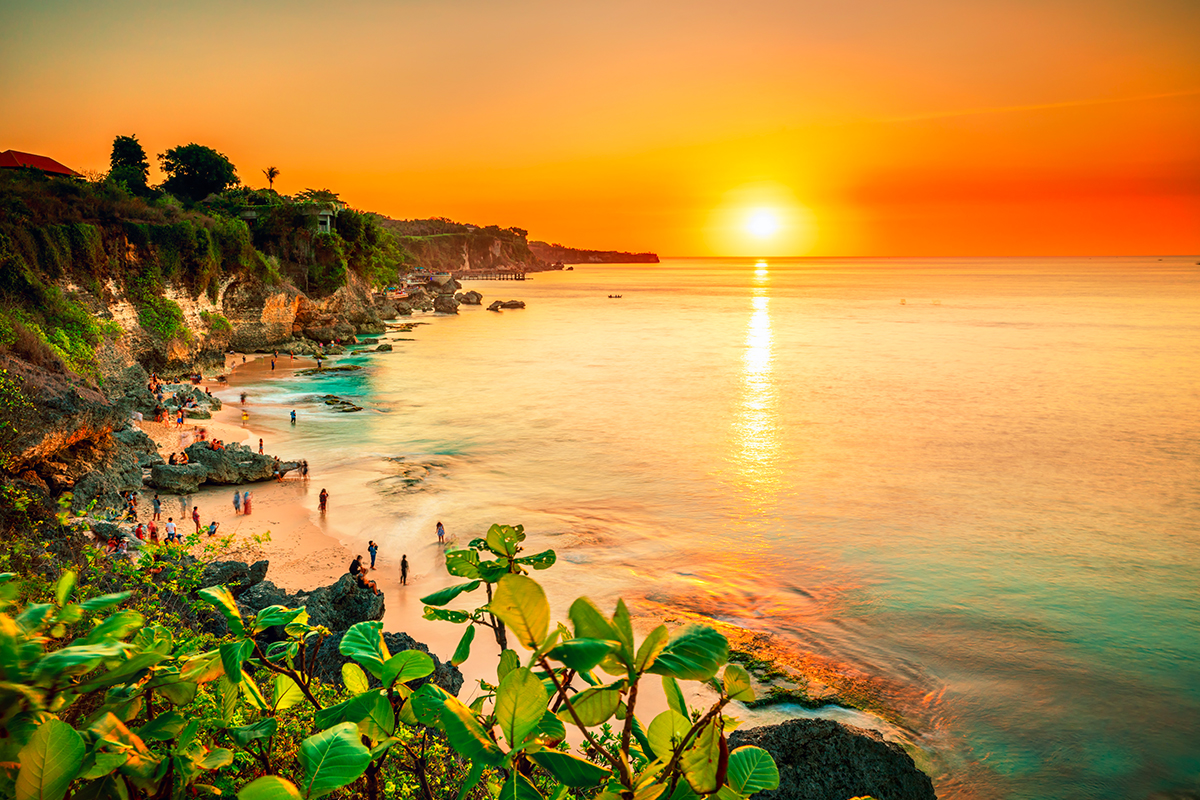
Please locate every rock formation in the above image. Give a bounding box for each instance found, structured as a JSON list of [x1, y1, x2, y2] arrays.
[[455, 290, 483, 305], [147, 441, 299, 493], [728, 718, 936, 800]]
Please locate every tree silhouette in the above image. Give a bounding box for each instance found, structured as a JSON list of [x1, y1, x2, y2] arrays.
[[263, 165, 280, 191], [109, 134, 150, 194], [158, 143, 238, 203]]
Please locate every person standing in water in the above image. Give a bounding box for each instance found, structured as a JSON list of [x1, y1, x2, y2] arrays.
[[232, 491, 241, 515], [400, 555, 408, 585], [290, 410, 296, 425], [318, 488, 328, 512], [368, 540, 378, 570], [436, 521, 445, 544]]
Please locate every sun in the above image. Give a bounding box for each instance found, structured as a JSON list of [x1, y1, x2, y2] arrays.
[[746, 209, 780, 239]]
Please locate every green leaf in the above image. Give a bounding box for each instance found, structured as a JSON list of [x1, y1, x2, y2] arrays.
[[273, 674, 304, 712], [33, 643, 129, 683], [218, 675, 240, 723], [195, 748, 234, 770], [74, 651, 167, 693], [342, 662, 370, 694], [722, 664, 755, 702], [15, 719, 85, 800], [557, 687, 620, 727], [497, 648, 521, 682], [411, 682, 452, 729], [240, 671, 269, 711], [441, 696, 504, 766], [229, 718, 278, 748], [444, 549, 482, 579], [646, 626, 728, 682], [662, 676, 688, 717], [339, 621, 391, 679], [485, 523, 526, 557], [534, 709, 566, 744], [237, 775, 303, 800], [82, 609, 144, 645], [419, 581, 480, 606], [78, 591, 132, 613], [382, 650, 434, 688], [514, 549, 557, 570], [477, 561, 510, 582], [146, 669, 198, 706], [198, 586, 244, 637], [80, 751, 127, 780], [181, 649, 225, 684], [568, 598, 619, 641], [54, 571, 76, 607], [681, 719, 723, 795], [727, 746, 780, 795], [455, 762, 486, 800], [489, 574, 550, 649], [546, 638, 619, 673], [220, 640, 252, 684], [356, 692, 396, 742], [496, 771, 543, 800], [17, 604, 55, 634], [529, 750, 611, 787], [496, 667, 549, 748], [253, 605, 306, 634], [647, 709, 691, 760], [423, 607, 471, 624], [136, 711, 186, 742], [451, 624, 475, 666], [298, 722, 371, 799], [635, 626, 670, 673]]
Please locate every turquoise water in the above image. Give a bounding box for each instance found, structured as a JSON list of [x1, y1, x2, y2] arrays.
[[228, 257, 1200, 799]]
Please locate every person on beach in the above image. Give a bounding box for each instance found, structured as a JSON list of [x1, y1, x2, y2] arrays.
[[349, 555, 364, 576], [207, 520, 220, 537], [436, 521, 445, 544], [165, 518, 176, 543], [290, 410, 296, 425], [318, 488, 328, 512], [243, 491, 252, 515], [271, 359, 276, 371], [301, 460, 309, 479], [232, 491, 241, 514], [368, 541, 378, 570], [240, 392, 247, 404], [242, 410, 249, 424], [134, 523, 145, 541], [400, 555, 408, 585], [258, 438, 264, 455], [148, 520, 158, 543], [192, 505, 201, 533]]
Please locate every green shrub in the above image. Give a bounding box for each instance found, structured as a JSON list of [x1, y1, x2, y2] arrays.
[[137, 294, 188, 342], [199, 310, 232, 332]]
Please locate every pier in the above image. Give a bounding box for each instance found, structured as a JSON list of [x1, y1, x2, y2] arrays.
[[455, 271, 527, 281]]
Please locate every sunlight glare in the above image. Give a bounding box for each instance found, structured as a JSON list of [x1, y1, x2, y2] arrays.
[[747, 209, 780, 239]]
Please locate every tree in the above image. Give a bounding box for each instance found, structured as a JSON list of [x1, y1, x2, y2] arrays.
[[263, 165, 280, 190], [158, 143, 238, 203], [109, 134, 150, 194]]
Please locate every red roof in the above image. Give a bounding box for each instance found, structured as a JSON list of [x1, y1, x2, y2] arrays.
[[0, 149, 81, 177]]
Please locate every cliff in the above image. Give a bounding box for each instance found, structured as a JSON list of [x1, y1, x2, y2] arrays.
[[374, 216, 553, 273], [528, 241, 659, 264]]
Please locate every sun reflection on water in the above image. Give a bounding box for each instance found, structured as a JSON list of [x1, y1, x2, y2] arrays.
[[732, 262, 782, 509]]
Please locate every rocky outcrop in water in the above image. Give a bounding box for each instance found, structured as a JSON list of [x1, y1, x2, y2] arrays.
[[486, 300, 526, 311], [728, 718, 936, 800], [455, 290, 483, 305]]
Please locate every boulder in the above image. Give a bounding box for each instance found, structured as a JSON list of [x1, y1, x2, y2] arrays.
[[375, 344, 393, 352], [238, 573, 384, 632], [311, 630, 464, 697], [201, 559, 270, 597], [727, 719, 936, 800], [486, 301, 503, 312], [182, 442, 300, 485], [433, 294, 460, 314], [500, 300, 526, 309], [455, 290, 483, 305], [183, 408, 212, 419], [147, 463, 209, 493]]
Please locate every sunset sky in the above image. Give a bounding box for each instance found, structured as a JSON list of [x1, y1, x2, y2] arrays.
[[2, 0, 1197, 256]]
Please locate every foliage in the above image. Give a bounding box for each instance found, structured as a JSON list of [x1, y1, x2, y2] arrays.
[[159, 143, 239, 204], [199, 310, 233, 333], [0, 369, 34, 470], [110, 135, 150, 195], [0, 525, 779, 800], [263, 166, 281, 191]]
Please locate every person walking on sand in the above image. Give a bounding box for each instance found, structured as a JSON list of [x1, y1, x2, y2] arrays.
[[368, 540, 378, 570], [192, 505, 201, 533], [152, 493, 162, 521], [243, 490, 251, 515], [271, 359, 276, 371], [242, 410, 249, 424], [258, 438, 264, 455], [165, 517, 176, 543], [232, 490, 241, 515], [318, 488, 328, 513], [290, 409, 296, 425], [400, 555, 408, 585], [436, 520, 445, 544]]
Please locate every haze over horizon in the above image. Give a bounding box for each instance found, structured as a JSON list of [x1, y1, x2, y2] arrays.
[[2, 0, 1197, 257]]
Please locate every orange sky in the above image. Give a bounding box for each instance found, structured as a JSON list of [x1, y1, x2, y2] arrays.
[[2, 0, 1197, 256]]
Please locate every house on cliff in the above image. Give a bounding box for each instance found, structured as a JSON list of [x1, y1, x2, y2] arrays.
[[0, 149, 81, 177]]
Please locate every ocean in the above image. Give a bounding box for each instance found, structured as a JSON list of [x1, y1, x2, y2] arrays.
[[222, 256, 1200, 800]]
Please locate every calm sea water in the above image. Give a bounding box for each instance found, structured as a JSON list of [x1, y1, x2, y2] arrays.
[[232, 257, 1200, 800]]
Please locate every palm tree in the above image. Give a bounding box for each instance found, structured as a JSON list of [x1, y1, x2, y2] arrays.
[[263, 166, 280, 191]]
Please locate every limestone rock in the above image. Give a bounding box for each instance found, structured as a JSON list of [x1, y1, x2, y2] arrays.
[[500, 300, 526, 309], [433, 294, 460, 314], [727, 718, 936, 800], [148, 463, 209, 493], [455, 290, 483, 305], [375, 344, 393, 352], [201, 559, 270, 597]]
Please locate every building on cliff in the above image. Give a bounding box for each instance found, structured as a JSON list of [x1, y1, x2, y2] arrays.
[[0, 149, 81, 177]]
